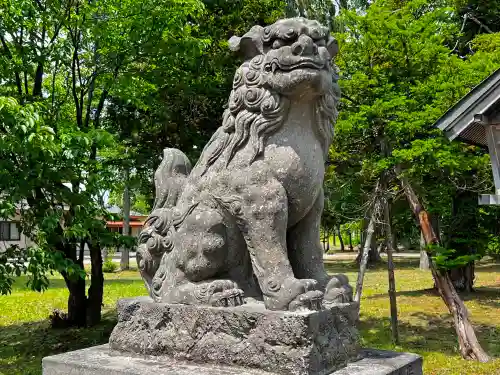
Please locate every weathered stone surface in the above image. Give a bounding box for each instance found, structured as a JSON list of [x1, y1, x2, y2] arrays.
[[108, 297, 360, 375], [135, 17, 352, 312], [42, 345, 422, 375], [334, 349, 422, 375]]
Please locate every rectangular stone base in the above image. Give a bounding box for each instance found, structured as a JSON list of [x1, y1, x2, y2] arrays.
[[42, 345, 422, 375], [108, 297, 360, 375]]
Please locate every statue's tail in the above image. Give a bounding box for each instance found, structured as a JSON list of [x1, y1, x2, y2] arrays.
[[137, 148, 192, 297], [153, 148, 192, 210]]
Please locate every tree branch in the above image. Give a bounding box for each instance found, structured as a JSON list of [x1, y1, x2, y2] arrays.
[[467, 13, 493, 34], [0, 33, 24, 100], [33, 0, 46, 11], [71, 48, 82, 128]]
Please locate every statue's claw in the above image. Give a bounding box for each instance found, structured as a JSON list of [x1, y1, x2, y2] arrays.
[[210, 288, 245, 307], [299, 278, 319, 292], [288, 290, 324, 311]]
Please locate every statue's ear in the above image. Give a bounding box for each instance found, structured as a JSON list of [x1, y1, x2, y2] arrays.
[[228, 25, 264, 59], [326, 36, 339, 59]]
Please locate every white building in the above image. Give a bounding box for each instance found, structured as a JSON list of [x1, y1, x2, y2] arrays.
[[0, 211, 32, 252], [0, 205, 146, 253]]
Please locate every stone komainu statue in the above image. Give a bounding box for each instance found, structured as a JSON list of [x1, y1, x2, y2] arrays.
[[137, 18, 352, 311]]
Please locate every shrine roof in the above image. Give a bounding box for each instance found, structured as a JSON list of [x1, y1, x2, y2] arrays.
[[435, 68, 500, 148]]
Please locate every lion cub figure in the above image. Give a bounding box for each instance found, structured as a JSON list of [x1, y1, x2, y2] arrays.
[[137, 18, 353, 311]]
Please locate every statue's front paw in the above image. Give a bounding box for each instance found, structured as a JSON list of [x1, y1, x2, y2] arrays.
[[324, 274, 353, 304], [288, 290, 324, 311], [209, 288, 245, 307]]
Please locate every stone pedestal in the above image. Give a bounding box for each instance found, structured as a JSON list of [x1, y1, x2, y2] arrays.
[[41, 297, 423, 375], [108, 297, 360, 375], [42, 345, 422, 375]]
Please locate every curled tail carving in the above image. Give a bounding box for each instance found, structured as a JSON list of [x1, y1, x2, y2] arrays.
[[137, 148, 192, 296], [153, 148, 192, 210]]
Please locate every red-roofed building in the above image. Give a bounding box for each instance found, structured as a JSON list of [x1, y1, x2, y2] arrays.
[[105, 206, 147, 237], [1, 204, 148, 253]]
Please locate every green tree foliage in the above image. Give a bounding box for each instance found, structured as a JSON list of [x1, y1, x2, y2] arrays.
[[0, 97, 83, 294], [331, 0, 500, 277], [104, 0, 286, 207], [0, 0, 205, 326], [285, 0, 337, 27], [451, 0, 500, 52]]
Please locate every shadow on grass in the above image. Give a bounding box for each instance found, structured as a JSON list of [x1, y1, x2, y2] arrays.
[[0, 310, 117, 375], [460, 287, 500, 308], [359, 311, 500, 357], [366, 286, 500, 309], [324, 259, 420, 274], [324, 259, 499, 273], [12, 277, 141, 291]]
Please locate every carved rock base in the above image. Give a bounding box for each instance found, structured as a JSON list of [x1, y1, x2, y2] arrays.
[[107, 297, 360, 375], [42, 345, 422, 375]]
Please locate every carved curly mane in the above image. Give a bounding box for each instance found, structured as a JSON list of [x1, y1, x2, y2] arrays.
[[196, 54, 339, 176]]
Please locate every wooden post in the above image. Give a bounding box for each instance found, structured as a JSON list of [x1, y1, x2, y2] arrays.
[[354, 185, 381, 304], [383, 195, 399, 344]]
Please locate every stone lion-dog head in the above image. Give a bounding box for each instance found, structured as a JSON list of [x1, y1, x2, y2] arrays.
[[198, 18, 340, 174]]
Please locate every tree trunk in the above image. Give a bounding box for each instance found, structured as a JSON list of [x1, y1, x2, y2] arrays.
[[121, 168, 130, 270], [63, 272, 87, 327], [383, 195, 399, 344], [419, 231, 430, 270], [348, 229, 354, 251], [87, 241, 104, 326], [337, 225, 345, 252], [326, 230, 330, 252], [58, 240, 87, 328], [378, 239, 387, 253], [33, 61, 44, 97], [392, 231, 399, 252], [396, 169, 490, 362], [356, 232, 382, 264], [449, 263, 475, 292], [354, 198, 380, 304], [446, 192, 476, 292]]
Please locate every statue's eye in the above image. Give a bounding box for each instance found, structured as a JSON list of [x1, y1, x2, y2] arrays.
[[272, 39, 284, 49]]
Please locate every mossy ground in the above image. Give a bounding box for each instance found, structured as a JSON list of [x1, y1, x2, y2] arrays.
[[0, 258, 499, 375]]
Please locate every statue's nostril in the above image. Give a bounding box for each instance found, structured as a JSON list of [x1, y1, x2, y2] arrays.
[[292, 43, 303, 56]]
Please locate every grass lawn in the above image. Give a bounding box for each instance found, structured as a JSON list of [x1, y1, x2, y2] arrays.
[[0, 260, 499, 375]]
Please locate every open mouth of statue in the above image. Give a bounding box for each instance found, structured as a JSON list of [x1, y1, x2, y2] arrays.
[[264, 60, 325, 73]]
